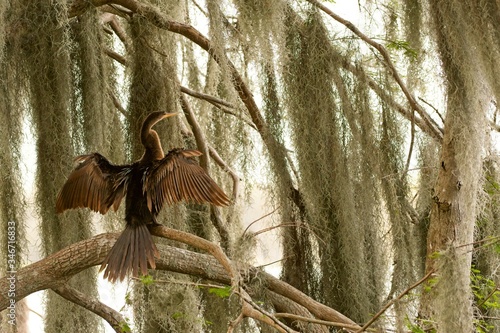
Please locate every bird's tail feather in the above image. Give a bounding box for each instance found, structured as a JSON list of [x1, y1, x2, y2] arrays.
[[100, 224, 159, 282]]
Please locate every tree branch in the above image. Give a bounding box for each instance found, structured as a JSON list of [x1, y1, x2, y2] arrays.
[[306, 0, 443, 142], [356, 269, 435, 332], [0, 230, 360, 331], [52, 284, 126, 333], [180, 85, 234, 109]]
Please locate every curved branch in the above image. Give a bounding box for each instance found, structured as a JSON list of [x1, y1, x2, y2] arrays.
[[148, 225, 238, 288], [306, 0, 443, 142], [52, 284, 126, 333]]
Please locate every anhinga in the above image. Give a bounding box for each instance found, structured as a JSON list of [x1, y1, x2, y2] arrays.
[[56, 111, 230, 282]]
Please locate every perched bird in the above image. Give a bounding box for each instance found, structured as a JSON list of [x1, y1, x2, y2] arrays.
[[56, 111, 230, 282]]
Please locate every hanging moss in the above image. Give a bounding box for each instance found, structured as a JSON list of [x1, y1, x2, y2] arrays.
[[279, 8, 387, 321], [0, 0, 6, 63], [475, 158, 500, 332], [70, 7, 110, 153], [18, 1, 99, 332], [232, 0, 286, 61], [0, 41, 29, 333]]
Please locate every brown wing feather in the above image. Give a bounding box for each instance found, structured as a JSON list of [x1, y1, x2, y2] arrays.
[[56, 153, 131, 214], [144, 149, 231, 212]]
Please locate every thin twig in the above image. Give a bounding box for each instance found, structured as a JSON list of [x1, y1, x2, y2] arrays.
[[181, 87, 257, 130], [418, 97, 445, 125], [256, 256, 290, 268], [242, 207, 280, 237], [456, 235, 500, 249], [253, 223, 302, 237], [477, 287, 499, 308], [208, 144, 241, 202], [356, 269, 435, 332], [401, 108, 415, 180]]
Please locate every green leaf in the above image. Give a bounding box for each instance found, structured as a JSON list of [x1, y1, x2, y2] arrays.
[[429, 251, 442, 260], [423, 277, 438, 293], [120, 321, 131, 333], [172, 312, 184, 320], [386, 40, 418, 59], [208, 286, 232, 298], [139, 274, 155, 286]]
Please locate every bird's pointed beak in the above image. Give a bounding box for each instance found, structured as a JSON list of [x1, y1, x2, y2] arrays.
[[161, 112, 179, 119]]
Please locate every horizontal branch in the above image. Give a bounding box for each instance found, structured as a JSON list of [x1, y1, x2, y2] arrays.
[[0, 228, 360, 331]]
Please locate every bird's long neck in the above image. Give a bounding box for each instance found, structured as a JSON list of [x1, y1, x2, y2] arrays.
[[140, 130, 164, 163]]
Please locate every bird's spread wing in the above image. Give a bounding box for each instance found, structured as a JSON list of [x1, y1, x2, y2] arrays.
[[143, 149, 231, 212], [56, 153, 132, 214]]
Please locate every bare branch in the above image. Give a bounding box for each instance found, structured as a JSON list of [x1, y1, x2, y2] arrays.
[[181, 85, 235, 109], [418, 97, 445, 126], [207, 144, 240, 202], [149, 225, 238, 289], [274, 313, 363, 331], [52, 284, 126, 333], [356, 269, 435, 332], [104, 48, 127, 65], [109, 90, 127, 116], [242, 207, 280, 237]]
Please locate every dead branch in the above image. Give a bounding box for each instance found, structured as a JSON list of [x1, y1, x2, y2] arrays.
[[104, 48, 127, 65]]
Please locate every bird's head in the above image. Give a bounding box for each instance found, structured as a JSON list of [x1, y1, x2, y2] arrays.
[[140, 111, 178, 160], [141, 111, 178, 145]]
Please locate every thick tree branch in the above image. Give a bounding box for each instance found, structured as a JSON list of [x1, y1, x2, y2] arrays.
[[148, 225, 238, 288], [0, 230, 360, 331]]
